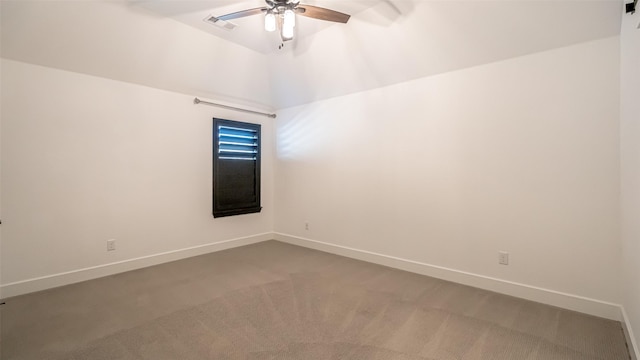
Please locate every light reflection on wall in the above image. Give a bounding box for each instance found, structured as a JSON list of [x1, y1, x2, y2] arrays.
[[276, 103, 334, 161]]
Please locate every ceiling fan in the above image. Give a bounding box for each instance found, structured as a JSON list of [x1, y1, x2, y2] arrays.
[[212, 0, 350, 43]]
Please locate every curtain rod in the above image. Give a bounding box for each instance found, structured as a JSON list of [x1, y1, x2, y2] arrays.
[[193, 98, 276, 118]]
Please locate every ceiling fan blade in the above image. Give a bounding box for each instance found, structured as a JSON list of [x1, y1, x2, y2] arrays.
[[296, 4, 350, 23], [216, 7, 267, 21]]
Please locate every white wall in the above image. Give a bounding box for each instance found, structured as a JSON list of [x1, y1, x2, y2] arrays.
[[0, 0, 276, 298], [275, 37, 621, 315], [0, 1, 627, 330], [0, 59, 274, 295], [620, 6, 640, 358]]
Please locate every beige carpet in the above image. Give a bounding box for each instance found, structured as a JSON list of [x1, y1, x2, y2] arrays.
[[0, 241, 631, 359]]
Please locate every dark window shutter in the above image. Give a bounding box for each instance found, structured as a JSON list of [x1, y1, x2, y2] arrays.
[[213, 119, 261, 218]]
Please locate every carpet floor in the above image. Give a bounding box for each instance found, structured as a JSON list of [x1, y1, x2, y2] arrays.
[[0, 240, 631, 359]]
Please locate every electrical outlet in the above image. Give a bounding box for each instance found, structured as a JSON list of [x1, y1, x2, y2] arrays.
[[107, 239, 116, 251], [498, 251, 509, 265], [305, 221, 309, 231]]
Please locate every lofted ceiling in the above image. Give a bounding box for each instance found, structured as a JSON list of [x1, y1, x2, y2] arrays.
[[133, 0, 381, 54], [134, 1, 623, 58], [1, 1, 623, 110]]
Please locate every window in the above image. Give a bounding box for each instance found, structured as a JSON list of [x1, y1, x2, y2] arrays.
[[212, 118, 261, 218]]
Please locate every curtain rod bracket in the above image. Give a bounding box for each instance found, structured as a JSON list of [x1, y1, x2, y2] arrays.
[[193, 98, 276, 118]]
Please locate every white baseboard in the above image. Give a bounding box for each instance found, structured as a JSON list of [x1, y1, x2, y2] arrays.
[[2, 231, 628, 326], [1, 232, 274, 299], [622, 306, 640, 360], [274, 233, 622, 321]]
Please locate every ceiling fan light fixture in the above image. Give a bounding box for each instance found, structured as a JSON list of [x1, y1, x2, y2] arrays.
[[284, 8, 296, 28], [280, 8, 295, 40], [265, 11, 276, 32], [281, 21, 294, 40], [215, 0, 351, 46]]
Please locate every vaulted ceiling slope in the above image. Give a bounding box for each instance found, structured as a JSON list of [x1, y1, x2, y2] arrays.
[[267, 0, 623, 108], [1, 1, 622, 110], [0, 0, 274, 111]]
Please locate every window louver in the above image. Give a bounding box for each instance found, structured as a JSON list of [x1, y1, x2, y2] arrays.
[[212, 119, 261, 218], [218, 125, 258, 161]]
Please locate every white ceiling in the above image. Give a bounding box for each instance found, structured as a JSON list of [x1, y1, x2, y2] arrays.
[[1, 1, 624, 109], [134, 0, 382, 54], [267, 0, 624, 107], [134, 0, 623, 59]]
